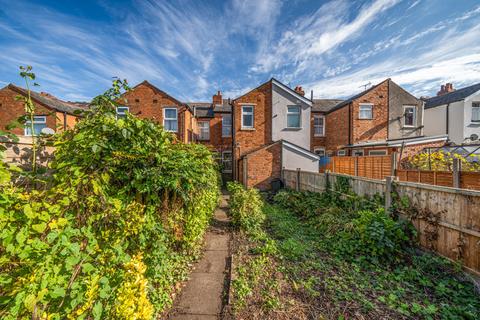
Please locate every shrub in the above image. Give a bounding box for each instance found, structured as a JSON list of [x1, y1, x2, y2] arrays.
[[227, 181, 265, 236], [0, 80, 220, 319], [340, 209, 415, 264]]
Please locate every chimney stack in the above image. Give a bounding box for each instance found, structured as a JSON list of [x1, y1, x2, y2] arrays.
[[212, 90, 222, 105], [437, 83, 455, 96], [294, 86, 305, 96]]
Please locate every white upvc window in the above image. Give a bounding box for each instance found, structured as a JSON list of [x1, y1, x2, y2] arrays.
[[337, 150, 346, 156], [222, 114, 232, 137], [359, 103, 373, 119], [313, 115, 325, 136], [472, 102, 480, 122], [369, 149, 387, 156], [198, 121, 210, 140], [24, 115, 47, 136], [163, 108, 178, 132], [314, 147, 325, 157], [222, 150, 232, 173], [286, 105, 301, 128], [241, 105, 254, 129], [116, 106, 129, 119], [404, 105, 416, 127], [352, 149, 364, 156]]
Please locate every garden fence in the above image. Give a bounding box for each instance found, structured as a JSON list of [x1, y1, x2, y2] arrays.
[[282, 168, 480, 275]]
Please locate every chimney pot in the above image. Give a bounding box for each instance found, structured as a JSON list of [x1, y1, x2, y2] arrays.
[[437, 83, 455, 96], [294, 85, 305, 96]]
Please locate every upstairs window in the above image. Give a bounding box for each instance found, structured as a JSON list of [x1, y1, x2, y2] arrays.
[[404, 105, 416, 127], [222, 114, 232, 137], [359, 103, 373, 119], [287, 106, 301, 128], [25, 115, 47, 136], [313, 115, 325, 136], [163, 108, 178, 132], [241, 106, 254, 129], [472, 102, 480, 122], [116, 106, 129, 119], [198, 121, 210, 140]]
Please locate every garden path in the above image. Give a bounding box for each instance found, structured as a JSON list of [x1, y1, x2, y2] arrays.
[[169, 193, 231, 320]]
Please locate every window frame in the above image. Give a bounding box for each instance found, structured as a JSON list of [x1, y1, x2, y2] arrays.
[[314, 147, 326, 157], [241, 105, 254, 129], [403, 105, 416, 127], [472, 102, 480, 122], [359, 103, 373, 120], [222, 114, 232, 137], [116, 106, 129, 119], [368, 149, 387, 156], [313, 114, 325, 137], [337, 150, 346, 156], [163, 108, 178, 132], [197, 120, 210, 141], [352, 149, 364, 156], [24, 115, 47, 136], [286, 105, 301, 129], [221, 150, 232, 173]]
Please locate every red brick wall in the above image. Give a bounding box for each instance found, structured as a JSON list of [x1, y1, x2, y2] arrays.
[[120, 82, 190, 142], [244, 142, 281, 190], [0, 86, 57, 136], [197, 113, 232, 153], [352, 80, 389, 143], [325, 105, 350, 153]]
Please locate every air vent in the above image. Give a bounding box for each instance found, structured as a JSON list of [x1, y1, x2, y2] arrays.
[[153, 99, 158, 103], [135, 99, 140, 103]]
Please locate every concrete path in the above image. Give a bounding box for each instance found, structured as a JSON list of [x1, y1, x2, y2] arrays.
[[170, 194, 231, 320]]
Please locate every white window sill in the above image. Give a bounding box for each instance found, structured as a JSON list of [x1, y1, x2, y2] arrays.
[[285, 127, 302, 130], [241, 127, 255, 131], [402, 126, 416, 129], [314, 134, 325, 137]]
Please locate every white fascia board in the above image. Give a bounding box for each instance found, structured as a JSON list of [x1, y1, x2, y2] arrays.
[[272, 79, 313, 106], [282, 140, 320, 160]]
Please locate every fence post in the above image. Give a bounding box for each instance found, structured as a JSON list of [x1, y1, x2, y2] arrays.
[[385, 176, 393, 213], [296, 168, 301, 191], [325, 171, 330, 191], [453, 158, 461, 188], [391, 152, 398, 177], [354, 157, 358, 176]]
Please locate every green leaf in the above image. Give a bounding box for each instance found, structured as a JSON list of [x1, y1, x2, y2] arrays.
[[23, 204, 36, 219], [49, 287, 66, 299], [92, 301, 103, 319], [92, 144, 100, 153], [32, 222, 47, 233], [82, 263, 95, 273]]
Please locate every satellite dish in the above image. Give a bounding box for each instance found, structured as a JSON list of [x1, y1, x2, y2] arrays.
[[41, 127, 55, 135], [470, 133, 479, 141]]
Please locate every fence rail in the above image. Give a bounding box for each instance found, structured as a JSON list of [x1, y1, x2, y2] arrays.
[[282, 169, 480, 275], [322, 155, 480, 191]]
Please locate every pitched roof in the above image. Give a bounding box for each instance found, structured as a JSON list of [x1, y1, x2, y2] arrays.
[[312, 99, 344, 112], [6, 84, 88, 115], [213, 99, 231, 113], [187, 98, 231, 117], [193, 106, 214, 118], [327, 78, 390, 114], [425, 82, 480, 109]]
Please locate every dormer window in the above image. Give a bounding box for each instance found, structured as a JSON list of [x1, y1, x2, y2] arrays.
[[359, 103, 373, 119]]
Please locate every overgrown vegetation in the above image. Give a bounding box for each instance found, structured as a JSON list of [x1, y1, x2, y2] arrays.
[[405, 150, 480, 171], [227, 180, 480, 319], [0, 73, 220, 319]]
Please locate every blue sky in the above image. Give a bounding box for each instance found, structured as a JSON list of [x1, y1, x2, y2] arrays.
[[0, 0, 479, 102]]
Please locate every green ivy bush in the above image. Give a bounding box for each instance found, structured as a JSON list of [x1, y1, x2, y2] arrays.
[[0, 82, 220, 319], [226, 182, 265, 236]]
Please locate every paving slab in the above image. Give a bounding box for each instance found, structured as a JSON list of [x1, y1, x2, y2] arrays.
[[173, 315, 217, 320], [194, 250, 228, 274], [204, 233, 229, 251]]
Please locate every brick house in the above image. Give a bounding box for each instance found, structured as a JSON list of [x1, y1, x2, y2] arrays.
[[0, 84, 86, 138], [315, 79, 447, 159], [118, 81, 194, 143], [232, 78, 320, 190], [311, 99, 343, 156], [187, 91, 233, 180]]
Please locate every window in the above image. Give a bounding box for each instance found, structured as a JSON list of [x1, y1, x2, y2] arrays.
[[369, 149, 387, 156], [287, 106, 301, 128], [116, 106, 129, 119], [359, 103, 373, 119], [313, 115, 325, 136], [198, 121, 210, 140], [472, 102, 480, 122], [222, 114, 232, 137], [314, 147, 325, 157], [404, 106, 416, 127], [222, 151, 232, 173], [24, 115, 47, 136], [352, 149, 364, 156], [337, 150, 346, 156], [163, 108, 178, 132], [241, 105, 254, 129]]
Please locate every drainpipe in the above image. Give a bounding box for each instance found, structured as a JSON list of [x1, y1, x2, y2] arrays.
[[63, 112, 67, 130], [446, 103, 450, 136]]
